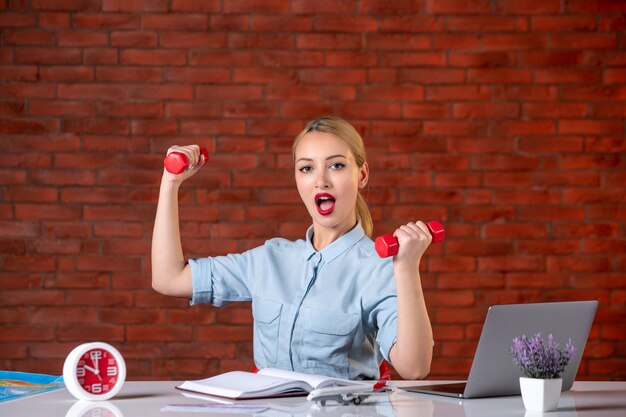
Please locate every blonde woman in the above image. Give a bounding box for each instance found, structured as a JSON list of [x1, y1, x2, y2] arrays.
[[152, 116, 433, 380]]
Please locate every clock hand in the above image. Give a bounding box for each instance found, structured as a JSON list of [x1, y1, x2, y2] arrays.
[[83, 364, 102, 381]]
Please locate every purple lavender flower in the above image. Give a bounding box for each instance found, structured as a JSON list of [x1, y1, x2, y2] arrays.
[[509, 333, 577, 379]]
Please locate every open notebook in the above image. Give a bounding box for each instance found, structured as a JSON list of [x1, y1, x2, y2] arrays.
[[176, 368, 372, 400]]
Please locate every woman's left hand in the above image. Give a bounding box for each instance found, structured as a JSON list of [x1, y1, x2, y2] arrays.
[[391, 221, 432, 273]]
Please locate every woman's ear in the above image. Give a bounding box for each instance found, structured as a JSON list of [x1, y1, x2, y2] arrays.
[[358, 162, 369, 189]]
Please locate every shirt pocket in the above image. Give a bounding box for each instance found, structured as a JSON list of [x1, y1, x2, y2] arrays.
[[252, 297, 282, 366], [300, 307, 360, 375]]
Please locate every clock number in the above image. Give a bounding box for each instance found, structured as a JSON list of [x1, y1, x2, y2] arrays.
[[91, 383, 102, 394], [90, 351, 102, 360], [107, 366, 118, 376], [76, 366, 86, 377]]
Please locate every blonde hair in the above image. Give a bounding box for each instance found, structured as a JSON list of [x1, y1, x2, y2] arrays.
[[292, 116, 373, 237]]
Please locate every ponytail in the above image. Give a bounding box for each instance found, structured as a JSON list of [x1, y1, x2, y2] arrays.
[[356, 192, 373, 238]]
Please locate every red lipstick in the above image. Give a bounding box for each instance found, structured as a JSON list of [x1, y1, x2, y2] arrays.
[[315, 192, 336, 216]]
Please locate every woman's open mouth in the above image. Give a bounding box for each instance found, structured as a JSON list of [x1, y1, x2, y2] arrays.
[[315, 192, 336, 215]]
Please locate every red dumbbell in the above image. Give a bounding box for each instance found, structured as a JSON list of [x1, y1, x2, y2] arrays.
[[164, 147, 209, 174], [375, 220, 445, 258]]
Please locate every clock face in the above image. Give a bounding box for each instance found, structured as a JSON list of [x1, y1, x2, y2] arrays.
[[64, 342, 126, 401], [76, 348, 121, 395]]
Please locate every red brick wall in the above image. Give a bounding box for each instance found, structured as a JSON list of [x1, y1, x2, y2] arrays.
[[1, 0, 625, 381]]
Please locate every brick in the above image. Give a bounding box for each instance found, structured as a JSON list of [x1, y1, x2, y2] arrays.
[[161, 32, 226, 49], [518, 51, 582, 66], [15, 47, 82, 65], [64, 118, 129, 135], [170, 342, 237, 359], [171, 0, 221, 12], [0, 119, 59, 134], [127, 85, 193, 100], [43, 222, 91, 239], [121, 49, 186, 66], [223, 102, 281, 118], [190, 50, 254, 67], [432, 33, 481, 50], [32, 0, 101, 10], [585, 138, 626, 152], [426, 85, 490, 101], [497, 186, 562, 205], [3, 30, 55, 46], [252, 15, 311, 32], [57, 30, 108, 46], [552, 34, 616, 50], [15, 203, 81, 220], [547, 256, 612, 272], [0, 326, 55, 342], [314, 16, 378, 32], [291, 0, 355, 14], [97, 102, 163, 118], [532, 15, 597, 31], [96, 66, 163, 83], [0, 12, 36, 27], [297, 33, 362, 50], [223, 0, 289, 13], [494, 85, 565, 101], [57, 325, 125, 342], [427, 0, 490, 14], [482, 34, 548, 50], [562, 85, 626, 101], [110, 30, 158, 47], [447, 16, 520, 32], [560, 120, 624, 135], [369, 33, 431, 50], [535, 69, 599, 84], [0, 65, 38, 82], [74, 13, 140, 29], [449, 51, 514, 67], [209, 15, 249, 31], [84, 47, 118, 64], [30, 170, 96, 186], [46, 273, 109, 289], [495, 0, 560, 14], [0, 100, 25, 116], [58, 83, 125, 100], [103, 0, 168, 12], [29, 100, 95, 117]]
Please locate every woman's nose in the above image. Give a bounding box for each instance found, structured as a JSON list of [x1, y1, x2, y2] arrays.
[[315, 171, 330, 189]]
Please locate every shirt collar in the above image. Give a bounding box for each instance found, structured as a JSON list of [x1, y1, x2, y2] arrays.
[[305, 222, 365, 263]]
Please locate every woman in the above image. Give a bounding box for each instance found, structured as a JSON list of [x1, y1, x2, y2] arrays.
[[152, 116, 433, 380]]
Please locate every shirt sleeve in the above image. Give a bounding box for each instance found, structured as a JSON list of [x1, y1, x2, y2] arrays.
[[362, 258, 398, 363], [189, 245, 267, 307]]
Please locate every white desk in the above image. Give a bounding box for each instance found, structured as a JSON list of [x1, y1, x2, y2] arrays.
[[2, 381, 625, 417]]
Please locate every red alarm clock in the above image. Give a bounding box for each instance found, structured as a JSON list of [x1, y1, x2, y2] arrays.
[[63, 342, 126, 401]]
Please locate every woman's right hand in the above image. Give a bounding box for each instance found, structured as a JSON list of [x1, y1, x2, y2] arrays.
[[163, 144, 207, 183]]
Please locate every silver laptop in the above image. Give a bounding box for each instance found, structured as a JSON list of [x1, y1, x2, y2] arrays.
[[400, 300, 598, 399]]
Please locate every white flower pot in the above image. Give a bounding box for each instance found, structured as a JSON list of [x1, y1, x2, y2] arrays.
[[519, 377, 563, 412]]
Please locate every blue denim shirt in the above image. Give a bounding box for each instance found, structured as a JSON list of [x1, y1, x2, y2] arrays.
[[189, 223, 398, 380]]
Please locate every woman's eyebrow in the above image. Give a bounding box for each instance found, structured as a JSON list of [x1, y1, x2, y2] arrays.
[[296, 154, 346, 163]]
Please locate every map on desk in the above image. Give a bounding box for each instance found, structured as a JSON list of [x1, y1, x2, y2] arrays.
[[0, 371, 65, 403]]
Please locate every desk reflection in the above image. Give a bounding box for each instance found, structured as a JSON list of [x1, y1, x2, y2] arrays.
[[65, 401, 124, 417], [395, 390, 579, 417], [259, 390, 434, 417]]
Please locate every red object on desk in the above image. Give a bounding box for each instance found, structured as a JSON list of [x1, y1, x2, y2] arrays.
[[374, 220, 445, 258], [164, 147, 209, 174]]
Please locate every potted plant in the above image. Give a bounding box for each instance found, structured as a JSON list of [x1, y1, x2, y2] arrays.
[[509, 333, 576, 412]]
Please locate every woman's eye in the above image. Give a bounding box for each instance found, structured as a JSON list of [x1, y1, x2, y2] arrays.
[[330, 163, 345, 170], [298, 166, 312, 173]]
